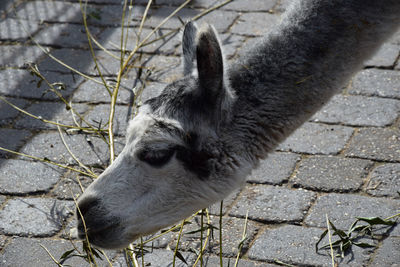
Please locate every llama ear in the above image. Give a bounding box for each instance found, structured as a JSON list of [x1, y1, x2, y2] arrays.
[[196, 25, 224, 93], [182, 21, 198, 76]]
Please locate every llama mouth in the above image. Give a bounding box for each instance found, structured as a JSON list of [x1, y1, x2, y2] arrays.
[[75, 219, 122, 247], [77, 223, 118, 239], [76, 224, 128, 249]]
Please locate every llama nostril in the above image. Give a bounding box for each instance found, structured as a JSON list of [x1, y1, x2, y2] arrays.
[[76, 196, 100, 220], [76, 196, 101, 237]]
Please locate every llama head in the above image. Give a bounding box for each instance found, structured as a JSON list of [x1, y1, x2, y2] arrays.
[[74, 22, 245, 249]]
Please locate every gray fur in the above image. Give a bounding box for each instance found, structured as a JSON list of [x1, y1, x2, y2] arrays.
[[227, 0, 400, 163], [75, 0, 400, 249], [182, 21, 198, 76]]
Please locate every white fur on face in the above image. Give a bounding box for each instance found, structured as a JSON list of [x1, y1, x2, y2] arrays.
[[75, 107, 245, 249]]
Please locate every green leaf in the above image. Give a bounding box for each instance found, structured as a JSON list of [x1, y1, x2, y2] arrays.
[[348, 219, 359, 233], [273, 259, 297, 267], [90, 247, 104, 260], [36, 79, 43, 88], [237, 234, 248, 249], [162, 221, 191, 233], [52, 82, 66, 91], [341, 241, 352, 252], [328, 220, 349, 240], [349, 225, 368, 234], [353, 242, 376, 248], [87, 8, 102, 20], [59, 249, 75, 262], [315, 229, 328, 252], [185, 224, 217, 235], [332, 229, 348, 240], [174, 251, 188, 265], [320, 239, 342, 250], [356, 217, 396, 226], [328, 220, 338, 231]]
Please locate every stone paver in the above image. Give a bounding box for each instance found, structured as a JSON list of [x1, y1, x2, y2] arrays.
[[208, 188, 241, 215], [312, 94, 400, 127], [136, 54, 182, 83], [33, 24, 103, 49], [0, 45, 44, 68], [0, 97, 29, 126], [97, 27, 180, 55], [130, 7, 238, 33], [305, 193, 400, 234], [0, 159, 62, 194], [223, 0, 277, 11], [207, 217, 259, 257], [291, 155, 372, 192], [230, 185, 316, 222], [134, 249, 194, 267], [14, 102, 90, 130], [350, 68, 400, 99], [72, 78, 134, 104], [85, 104, 130, 136], [13, 1, 83, 24], [0, 196, 6, 206], [0, 128, 31, 158], [0, 235, 7, 251], [38, 48, 122, 76], [247, 152, 300, 185], [0, 69, 83, 100], [366, 163, 400, 198], [139, 82, 166, 102], [273, 0, 294, 12], [370, 237, 400, 266], [345, 127, 400, 162], [84, 4, 145, 27], [278, 122, 354, 155], [0, 198, 73, 236], [201, 255, 278, 266], [0, 18, 41, 41], [113, 249, 194, 267], [19, 131, 124, 166], [1, 0, 399, 266], [0, 237, 116, 267], [50, 173, 94, 200], [248, 224, 374, 266], [364, 43, 400, 68], [171, 216, 260, 257]]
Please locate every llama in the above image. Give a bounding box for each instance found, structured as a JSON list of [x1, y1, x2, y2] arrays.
[[74, 0, 400, 249]]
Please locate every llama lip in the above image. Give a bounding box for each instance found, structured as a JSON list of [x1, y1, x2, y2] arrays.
[[84, 225, 138, 249], [75, 222, 125, 248], [76, 218, 120, 241]]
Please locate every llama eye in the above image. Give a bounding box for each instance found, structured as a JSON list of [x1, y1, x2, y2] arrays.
[[137, 147, 175, 167]]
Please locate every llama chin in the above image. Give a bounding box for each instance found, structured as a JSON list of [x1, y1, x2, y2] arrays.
[[75, 0, 400, 249]]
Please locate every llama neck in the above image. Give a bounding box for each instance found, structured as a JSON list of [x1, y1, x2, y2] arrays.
[[224, 0, 400, 162]]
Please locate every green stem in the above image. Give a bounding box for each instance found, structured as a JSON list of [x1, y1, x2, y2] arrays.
[[385, 213, 400, 221], [173, 220, 186, 267], [0, 146, 96, 178], [200, 209, 204, 267], [219, 201, 224, 267]]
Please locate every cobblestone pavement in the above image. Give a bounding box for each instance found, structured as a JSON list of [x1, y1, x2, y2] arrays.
[[0, 0, 399, 266]]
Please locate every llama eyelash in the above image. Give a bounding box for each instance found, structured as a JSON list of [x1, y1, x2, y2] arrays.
[[137, 147, 175, 167]]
